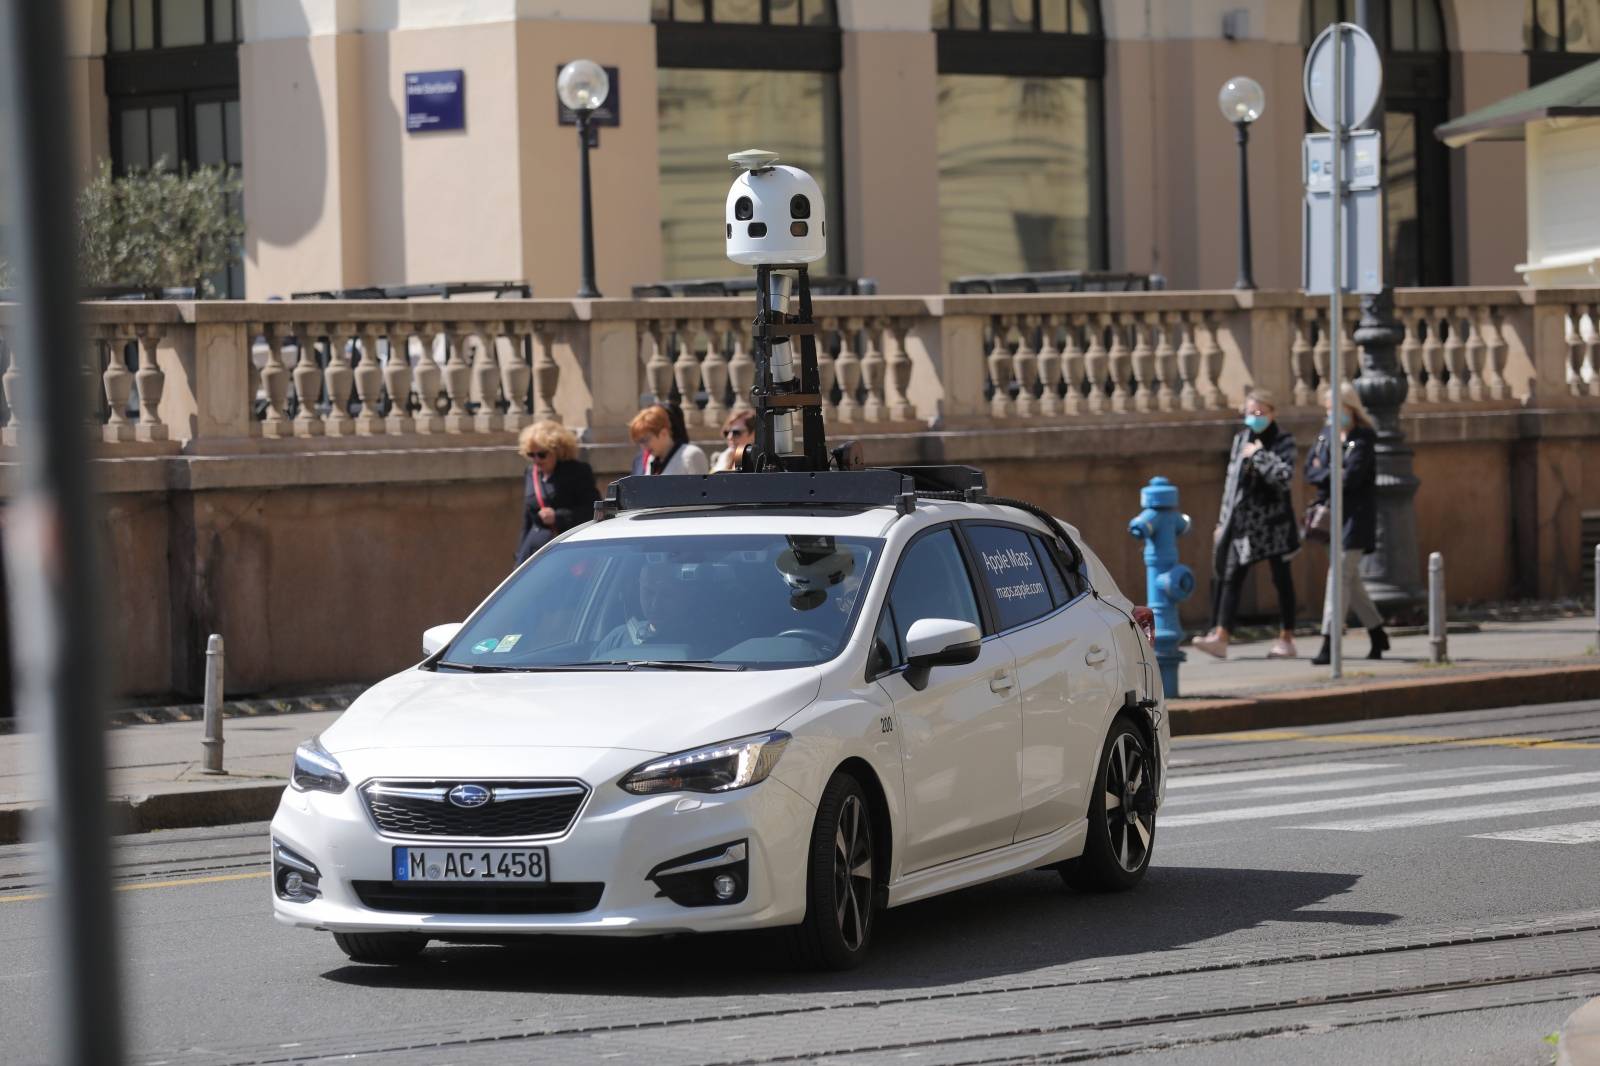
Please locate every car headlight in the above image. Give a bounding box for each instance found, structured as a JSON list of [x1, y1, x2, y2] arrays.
[[290, 736, 349, 794], [620, 731, 791, 795]]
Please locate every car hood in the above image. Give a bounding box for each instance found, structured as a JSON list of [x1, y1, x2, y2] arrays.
[[320, 666, 823, 758]]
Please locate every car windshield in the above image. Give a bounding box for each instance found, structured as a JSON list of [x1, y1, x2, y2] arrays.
[[440, 533, 882, 672]]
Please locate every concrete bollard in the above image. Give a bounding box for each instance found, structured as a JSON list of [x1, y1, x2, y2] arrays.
[[1428, 552, 1447, 664], [201, 634, 225, 775]]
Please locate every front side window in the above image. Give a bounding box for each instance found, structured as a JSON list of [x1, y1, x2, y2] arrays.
[[442, 534, 879, 671], [883, 529, 983, 669]]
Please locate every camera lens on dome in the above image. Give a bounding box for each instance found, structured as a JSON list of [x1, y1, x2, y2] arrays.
[[735, 196, 753, 221], [790, 194, 810, 219], [748, 222, 767, 238], [790, 221, 808, 237]]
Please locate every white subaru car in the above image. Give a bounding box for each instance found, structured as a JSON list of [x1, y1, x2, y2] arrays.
[[270, 468, 1167, 969]]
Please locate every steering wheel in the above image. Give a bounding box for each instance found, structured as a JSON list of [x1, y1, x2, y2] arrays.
[[776, 627, 834, 647]]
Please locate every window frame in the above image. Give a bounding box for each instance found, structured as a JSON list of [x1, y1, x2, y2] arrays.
[[958, 519, 1090, 639], [867, 522, 991, 682], [1527, 0, 1600, 81]]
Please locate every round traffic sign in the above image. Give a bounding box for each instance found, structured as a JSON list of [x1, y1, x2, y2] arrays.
[[1303, 21, 1383, 132]]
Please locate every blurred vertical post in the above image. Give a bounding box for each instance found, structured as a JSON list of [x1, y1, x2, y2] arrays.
[[0, 3, 125, 1065]]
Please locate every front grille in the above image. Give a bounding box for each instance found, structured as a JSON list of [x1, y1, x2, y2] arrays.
[[361, 780, 587, 839], [353, 881, 604, 915]]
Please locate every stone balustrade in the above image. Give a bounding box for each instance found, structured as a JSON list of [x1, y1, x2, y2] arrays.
[[0, 287, 1594, 456]]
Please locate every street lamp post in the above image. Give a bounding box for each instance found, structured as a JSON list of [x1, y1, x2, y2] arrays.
[[1218, 76, 1265, 291], [557, 59, 610, 300]]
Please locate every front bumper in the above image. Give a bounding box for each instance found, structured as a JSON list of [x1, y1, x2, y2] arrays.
[[269, 771, 817, 937]]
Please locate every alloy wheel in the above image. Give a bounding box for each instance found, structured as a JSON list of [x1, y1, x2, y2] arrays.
[[1103, 732, 1152, 873], [832, 793, 874, 952]]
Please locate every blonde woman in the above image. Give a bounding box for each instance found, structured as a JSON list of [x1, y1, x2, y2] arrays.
[[1305, 383, 1387, 664], [515, 420, 599, 564]]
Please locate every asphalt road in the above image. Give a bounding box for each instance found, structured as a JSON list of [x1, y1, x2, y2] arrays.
[[4, 699, 1600, 1065]]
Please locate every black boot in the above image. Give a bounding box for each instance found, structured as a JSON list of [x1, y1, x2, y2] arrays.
[[1367, 626, 1389, 660], [1311, 636, 1331, 666]]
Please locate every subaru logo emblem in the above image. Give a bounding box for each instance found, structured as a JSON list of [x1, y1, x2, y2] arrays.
[[448, 784, 491, 809]]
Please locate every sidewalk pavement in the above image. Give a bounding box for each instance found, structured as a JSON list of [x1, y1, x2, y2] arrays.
[[0, 616, 1596, 843], [1562, 996, 1600, 1066]]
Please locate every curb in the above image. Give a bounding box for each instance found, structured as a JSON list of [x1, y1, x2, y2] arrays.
[[1170, 662, 1600, 735], [1, 782, 285, 846], [0, 690, 360, 736], [1559, 996, 1600, 1066]]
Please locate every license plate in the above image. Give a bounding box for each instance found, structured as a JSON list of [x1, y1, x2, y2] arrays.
[[392, 846, 549, 883]]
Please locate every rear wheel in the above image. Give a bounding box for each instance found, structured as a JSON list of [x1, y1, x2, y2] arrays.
[[784, 772, 877, 970], [332, 931, 429, 964], [1062, 716, 1155, 892]]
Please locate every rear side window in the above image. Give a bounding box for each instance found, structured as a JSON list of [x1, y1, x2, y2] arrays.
[[965, 524, 1054, 630], [1031, 532, 1087, 605]]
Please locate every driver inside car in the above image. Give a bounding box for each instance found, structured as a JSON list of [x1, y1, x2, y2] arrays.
[[591, 561, 698, 659]]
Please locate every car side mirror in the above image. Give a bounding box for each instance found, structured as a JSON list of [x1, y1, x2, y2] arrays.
[[421, 622, 463, 658], [902, 617, 981, 691]]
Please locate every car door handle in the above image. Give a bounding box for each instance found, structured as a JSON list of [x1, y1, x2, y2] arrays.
[[1085, 645, 1108, 666], [989, 670, 1015, 693]]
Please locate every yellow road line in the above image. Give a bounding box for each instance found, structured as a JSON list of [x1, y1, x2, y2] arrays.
[[1186, 729, 1600, 750], [0, 869, 268, 904]]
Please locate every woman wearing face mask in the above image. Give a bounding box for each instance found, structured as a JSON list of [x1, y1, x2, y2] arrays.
[[1192, 390, 1300, 660], [1305, 382, 1387, 664]]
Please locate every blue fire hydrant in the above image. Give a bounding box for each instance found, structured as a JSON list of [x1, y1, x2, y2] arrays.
[[1128, 476, 1194, 697]]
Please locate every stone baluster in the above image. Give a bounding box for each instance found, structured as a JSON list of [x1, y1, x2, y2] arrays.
[[835, 318, 862, 422], [860, 318, 887, 422], [1011, 316, 1039, 417], [672, 319, 701, 414], [813, 319, 837, 421], [1441, 309, 1467, 402], [0, 330, 17, 446], [1339, 310, 1360, 382], [352, 323, 387, 434], [321, 326, 355, 436], [439, 325, 473, 432], [1312, 311, 1332, 394], [1480, 308, 1509, 401], [1153, 314, 1179, 412], [254, 322, 292, 438], [531, 324, 560, 422], [1084, 315, 1109, 414], [1289, 313, 1315, 407], [1420, 310, 1445, 402], [133, 326, 168, 441], [498, 325, 532, 431], [987, 317, 1014, 419], [728, 323, 756, 417], [1397, 309, 1423, 398], [472, 322, 504, 433], [640, 321, 672, 405], [1035, 315, 1062, 417], [83, 332, 105, 432], [1130, 315, 1156, 413], [1060, 316, 1085, 415], [412, 326, 444, 433], [701, 321, 731, 427], [1463, 311, 1487, 402], [1198, 313, 1226, 409], [1584, 304, 1600, 398], [1175, 313, 1201, 411], [100, 326, 135, 443], [290, 326, 325, 436], [884, 318, 914, 422], [1108, 314, 1133, 413], [383, 324, 416, 435]]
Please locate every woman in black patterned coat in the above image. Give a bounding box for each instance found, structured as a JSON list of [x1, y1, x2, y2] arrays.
[[1192, 390, 1300, 660]]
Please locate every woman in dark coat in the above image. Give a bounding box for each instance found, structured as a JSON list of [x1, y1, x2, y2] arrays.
[[1193, 390, 1300, 660], [515, 419, 599, 565], [1305, 382, 1388, 664]]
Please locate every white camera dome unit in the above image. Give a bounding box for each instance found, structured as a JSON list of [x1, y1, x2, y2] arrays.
[[725, 149, 826, 267]]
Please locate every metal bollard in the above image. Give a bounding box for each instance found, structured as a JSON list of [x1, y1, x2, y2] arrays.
[[201, 634, 225, 775], [1428, 552, 1447, 664]]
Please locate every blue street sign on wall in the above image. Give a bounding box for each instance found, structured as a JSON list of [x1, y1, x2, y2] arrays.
[[406, 70, 465, 133]]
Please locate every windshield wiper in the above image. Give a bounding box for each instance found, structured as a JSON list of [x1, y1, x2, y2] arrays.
[[606, 660, 746, 672], [437, 662, 627, 673]]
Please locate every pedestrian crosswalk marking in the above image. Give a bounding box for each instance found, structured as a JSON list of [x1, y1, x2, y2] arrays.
[[1471, 820, 1600, 845], [1296, 792, 1600, 832], [1189, 729, 1600, 751], [1160, 770, 1600, 828], [1167, 762, 1396, 790], [1164, 764, 1534, 806]]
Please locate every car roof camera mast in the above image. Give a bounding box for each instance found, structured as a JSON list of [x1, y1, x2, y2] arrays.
[[725, 149, 839, 473]]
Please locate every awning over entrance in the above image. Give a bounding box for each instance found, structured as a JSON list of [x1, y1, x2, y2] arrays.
[[1437, 58, 1600, 147]]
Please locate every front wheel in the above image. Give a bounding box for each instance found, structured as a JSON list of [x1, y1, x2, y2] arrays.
[[1062, 716, 1156, 892], [783, 772, 877, 970]]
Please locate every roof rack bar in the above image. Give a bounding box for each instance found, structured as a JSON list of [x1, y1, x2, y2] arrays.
[[600, 469, 918, 518]]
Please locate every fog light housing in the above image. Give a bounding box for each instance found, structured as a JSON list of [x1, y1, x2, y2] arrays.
[[647, 840, 749, 907], [273, 840, 322, 903], [283, 871, 304, 896]]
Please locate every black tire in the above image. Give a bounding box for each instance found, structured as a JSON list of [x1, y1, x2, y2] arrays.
[[783, 771, 877, 970], [332, 931, 429, 964], [1062, 715, 1156, 892]]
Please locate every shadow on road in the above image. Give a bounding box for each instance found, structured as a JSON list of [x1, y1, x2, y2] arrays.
[[320, 864, 1398, 995]]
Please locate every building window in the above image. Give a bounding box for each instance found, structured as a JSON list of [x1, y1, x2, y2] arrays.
[[106, 0, 242, 295], [933, 1, 1106, 283], [1527, 1, 1600, 82], [654, 2, 842, 281], [1304, 0, 1452, 287]]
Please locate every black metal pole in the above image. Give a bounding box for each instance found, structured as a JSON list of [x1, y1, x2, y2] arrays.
[[0, 3, 125, 1064], [576, 110, 601, 299], [1234, 120, 1255, 290]]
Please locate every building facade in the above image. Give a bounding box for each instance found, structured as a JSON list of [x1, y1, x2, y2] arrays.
[[53, 0, 1595, 298]]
